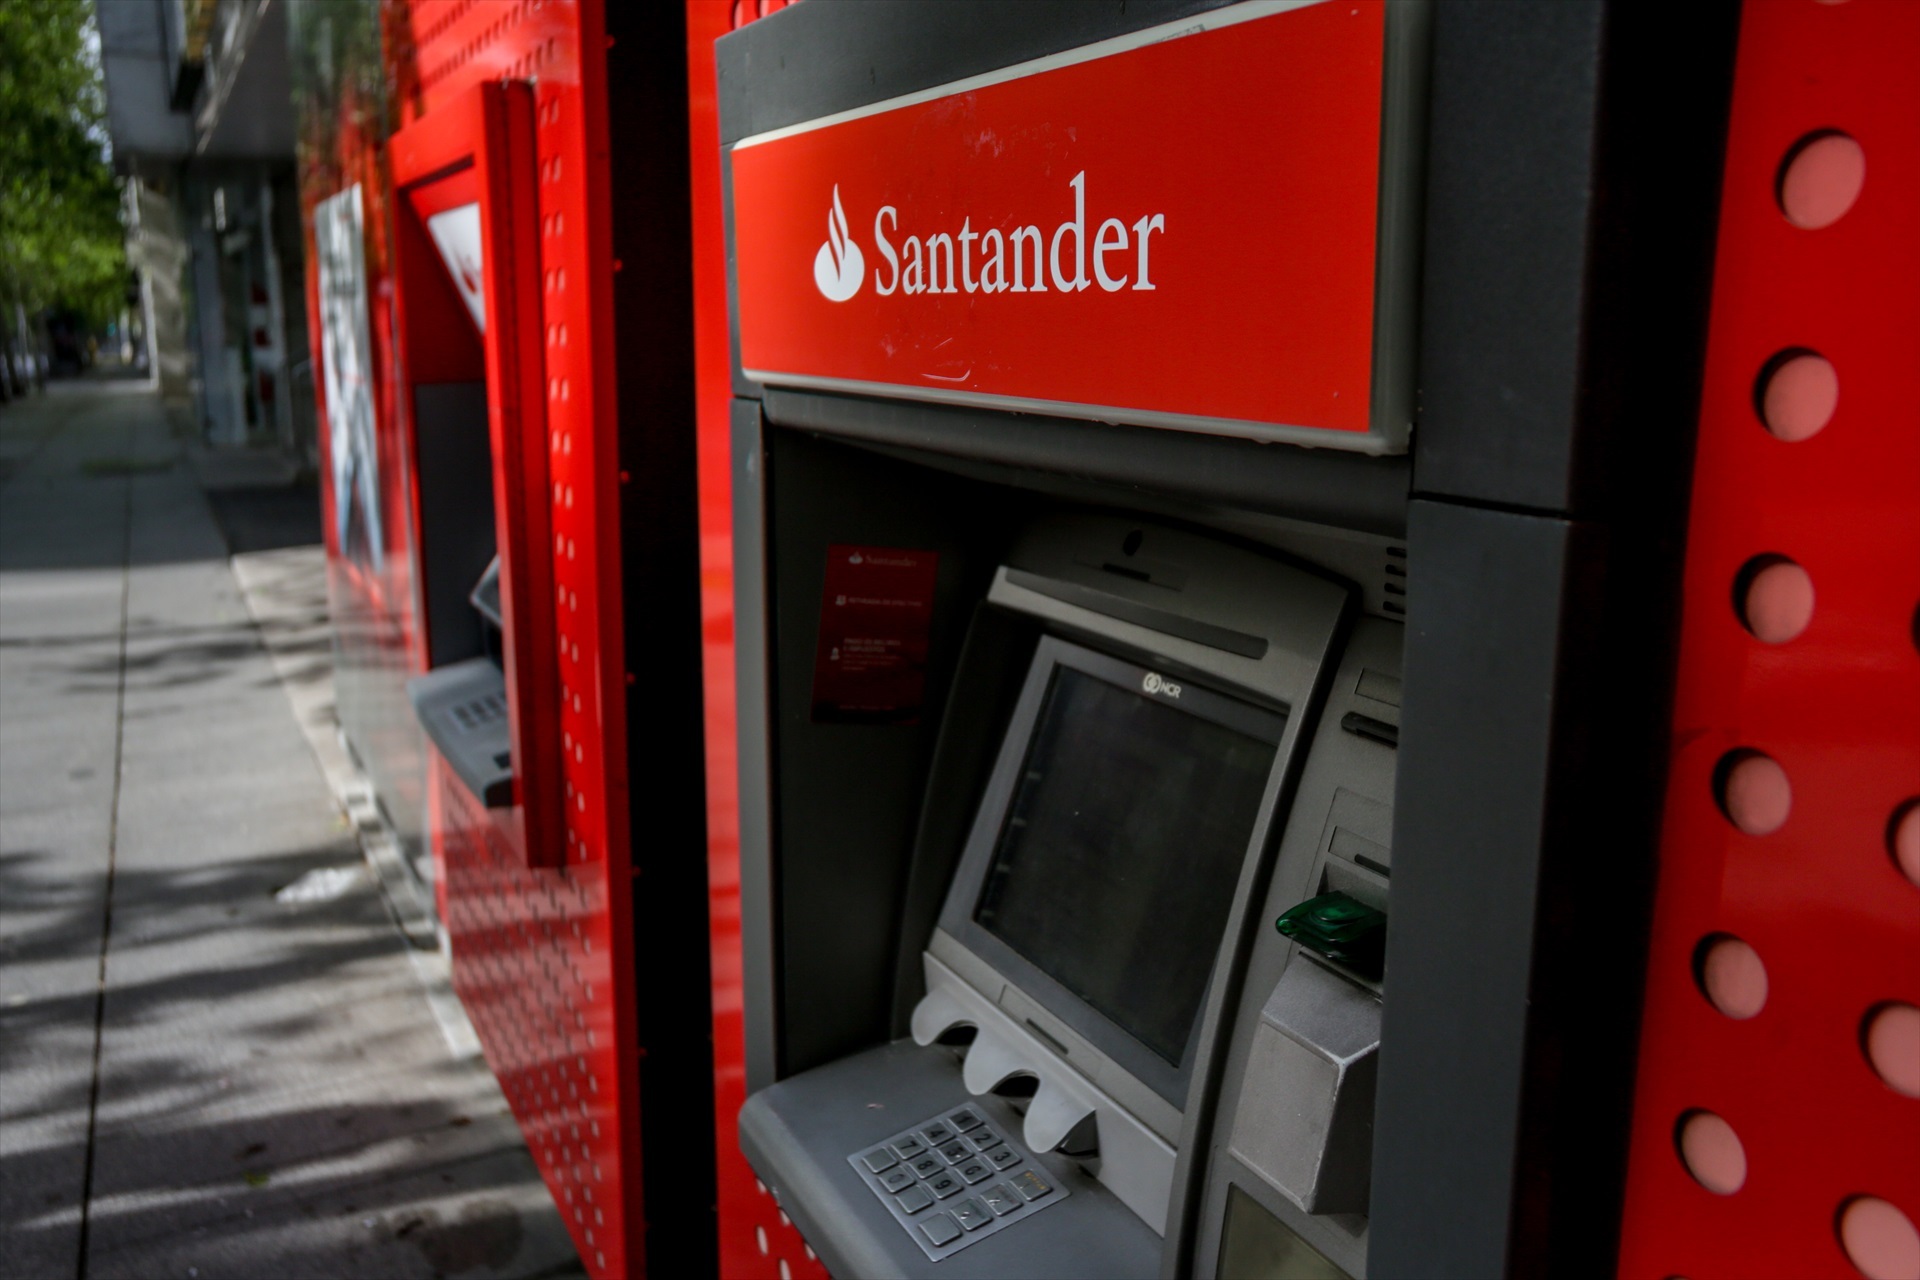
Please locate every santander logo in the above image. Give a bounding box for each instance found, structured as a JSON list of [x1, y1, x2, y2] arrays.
[[813, 185, 865, 302], [811, 172, 1165, 303]]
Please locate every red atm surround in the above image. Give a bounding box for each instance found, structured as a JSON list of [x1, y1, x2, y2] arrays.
[[294, 4, 719, 1277], [389, 81, 563, 868], [697, 3, 1912, 1278], [1616, 4, 1920, 1276]]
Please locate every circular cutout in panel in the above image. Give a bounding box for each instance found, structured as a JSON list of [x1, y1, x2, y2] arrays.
[[1676, 1110, 1747, 1195], [1695, 934, 1769, 1020], [1862, 1004, 1920, 1099], [1715, 751, 1793, 836], [1890, 801, 1920, 890], [1778, 131, 1866, 229], [1838, 1197, 1920, 1280], [1755, 349, 1839, 442], [1734, 555, 1815, 644]]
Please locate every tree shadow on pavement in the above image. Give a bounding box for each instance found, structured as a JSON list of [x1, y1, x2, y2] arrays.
[[0, 844, 585, 1280]]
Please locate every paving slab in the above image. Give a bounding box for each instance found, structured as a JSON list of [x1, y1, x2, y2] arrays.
[[1, 384, 138, 1279], [0, 382, 580, 1280]]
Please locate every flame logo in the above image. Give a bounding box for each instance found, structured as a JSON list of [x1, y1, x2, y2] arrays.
[[813, 185, 865, 302], [456, 253, 481, 298]]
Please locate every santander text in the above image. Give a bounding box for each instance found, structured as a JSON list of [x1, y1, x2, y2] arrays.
[[872, 171, 1163, 298]]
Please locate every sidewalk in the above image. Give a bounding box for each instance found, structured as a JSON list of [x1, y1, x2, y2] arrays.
[[0, 381, 581, 1279]]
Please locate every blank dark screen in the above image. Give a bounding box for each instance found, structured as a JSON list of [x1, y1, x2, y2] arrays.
[[974, 667, 1280, 1066]]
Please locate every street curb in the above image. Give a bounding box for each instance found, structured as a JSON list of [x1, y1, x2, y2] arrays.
[[228, 545, 481, 1061]]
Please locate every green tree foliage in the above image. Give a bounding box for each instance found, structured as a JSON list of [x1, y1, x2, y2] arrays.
[[0, 0, 126, 324]]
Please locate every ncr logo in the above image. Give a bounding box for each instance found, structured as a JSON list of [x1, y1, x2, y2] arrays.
[[813, 185, 865, 302], [1141, 672, 1182, 699]]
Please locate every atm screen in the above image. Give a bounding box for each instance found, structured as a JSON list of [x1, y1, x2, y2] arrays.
[[974, 664, 1283, 1067]]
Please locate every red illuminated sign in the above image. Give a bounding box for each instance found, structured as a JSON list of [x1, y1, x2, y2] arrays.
[[729, 0, 1418, 453]]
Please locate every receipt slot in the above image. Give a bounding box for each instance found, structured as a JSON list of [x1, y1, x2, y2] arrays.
[[388, 82, 562, 866], [708, 2, 1740, 1278]]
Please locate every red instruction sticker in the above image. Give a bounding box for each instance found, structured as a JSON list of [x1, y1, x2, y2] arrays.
[[811, 545, 941, 724]]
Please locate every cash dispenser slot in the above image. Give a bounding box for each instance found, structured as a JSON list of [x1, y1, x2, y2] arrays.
[[389, 81, 561, 865], [1228, 958, 1381, 1217]]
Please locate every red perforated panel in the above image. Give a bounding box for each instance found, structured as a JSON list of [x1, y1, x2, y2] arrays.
[[439, 770, 625, 1266], [391, 3, 641, 1277], [1617, 3, 1920, 1278]]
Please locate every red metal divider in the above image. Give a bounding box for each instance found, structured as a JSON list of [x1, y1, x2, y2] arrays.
[[1616, 2, 1920, 1277], [686, 1, 828, 1276], [386, 3, 640, 1275]]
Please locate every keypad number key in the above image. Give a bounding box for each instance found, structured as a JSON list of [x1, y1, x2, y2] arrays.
[[964, 1130, 1003, 1154], [891, 1135, 927, 1160], [879, 1166, 915, 1193], [920, 1122, 955, 1146], [956, 1158, 993, 1185], [925, 1170, 964, 1199], [980, 1182, 1021, 1217], [951, 1197, 994, 1232], [909, 1154, 943, 1179], [937, 1138, 971, 1165], [985, 1144, 1022, 1171], [947, 1108, 984, 1133]]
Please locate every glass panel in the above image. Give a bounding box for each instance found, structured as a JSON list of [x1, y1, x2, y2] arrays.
[[1220, 1185, 1350, 1280], [975, 666, 1279, 1065]]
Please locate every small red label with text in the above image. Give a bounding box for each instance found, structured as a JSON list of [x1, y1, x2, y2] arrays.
[[811, 545, 941, 724]]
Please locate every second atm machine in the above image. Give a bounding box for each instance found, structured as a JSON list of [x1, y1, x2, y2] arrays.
[[716, 2, 1732, 1277]]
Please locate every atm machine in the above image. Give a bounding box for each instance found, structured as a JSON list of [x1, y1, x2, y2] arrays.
[[384, 83, 565, 868], [711, 1, 1744, 1277], [741, 514, 1400, 1278]]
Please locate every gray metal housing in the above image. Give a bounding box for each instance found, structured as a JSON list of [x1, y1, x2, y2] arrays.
[[739, 507, 1359, 1277]]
